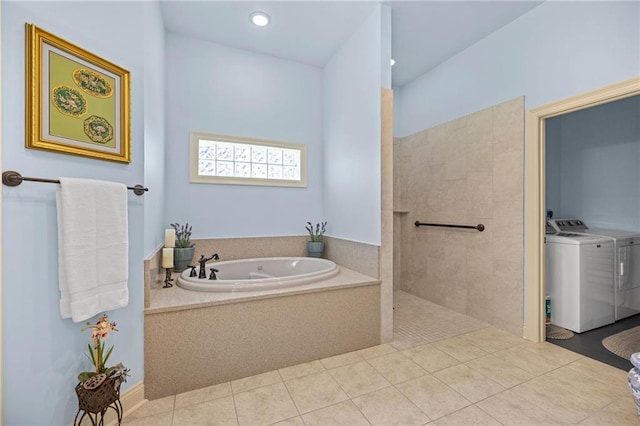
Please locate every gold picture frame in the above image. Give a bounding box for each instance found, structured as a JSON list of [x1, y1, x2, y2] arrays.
[[25, 23, 130, 163]]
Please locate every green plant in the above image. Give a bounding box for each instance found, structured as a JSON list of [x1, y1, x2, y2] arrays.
[[78, 314, 129, 384], [305, 221, 327, 242], [171, 222, 194, 248]]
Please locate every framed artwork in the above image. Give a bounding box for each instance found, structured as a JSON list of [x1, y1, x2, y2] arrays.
[[25, 24, 131, 163]]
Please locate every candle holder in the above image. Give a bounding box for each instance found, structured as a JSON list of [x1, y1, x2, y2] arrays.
[[163, 268, 174, 288]]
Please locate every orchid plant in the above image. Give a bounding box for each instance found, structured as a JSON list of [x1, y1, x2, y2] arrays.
[[78, 314, 129, 384], [305, 221, 327, 242], [170, 222, 194, 248]]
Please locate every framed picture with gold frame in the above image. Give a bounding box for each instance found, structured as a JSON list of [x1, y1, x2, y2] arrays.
[[25, 23, 130, 163]]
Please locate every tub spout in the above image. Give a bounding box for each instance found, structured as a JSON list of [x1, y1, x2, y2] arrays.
[[198, 253, 220, 279]]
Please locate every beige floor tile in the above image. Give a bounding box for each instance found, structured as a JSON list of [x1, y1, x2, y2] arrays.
[[234, 382, 298, 426], [231, 370, 282, 394], [432, 336, 488, 362], [458, 327, 525, 353], [172, 395, 238, 426], [465, 354, 534, 388], [271, 416, 305, 426], [402, 344, 460, 373], [476, 390, 562, 425], [121, 411, 173, 426], [352, 386, 430, 425], [491, 345, 563, 376], [329, 361, 391, 398], [518, 341, 582, 365], [434, 405, 501, 425], [279, 360, 326, 381], [355, 343, 398, 359], [320, 351, 364, 369], [302, 400, 370, 425], [396, 374, 471, 420], [510, 377, 596, 424], [284, 371, 348, 414], [566, 357, 630, 396], [433, 364, 505, 403], [125, 395, 175, 419], [367, 352, 427, 384], [175, 382, 232, 409], [539, 365, 621, 408], [579, 396, 639, 425]]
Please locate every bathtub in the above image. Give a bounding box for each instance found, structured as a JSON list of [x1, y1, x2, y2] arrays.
[[176, 257, 339, 292]]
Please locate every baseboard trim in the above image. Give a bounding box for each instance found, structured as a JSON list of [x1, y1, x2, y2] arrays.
[[106, 381, 145, 425]]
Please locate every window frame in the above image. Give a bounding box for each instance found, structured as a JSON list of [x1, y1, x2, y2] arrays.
[[189, 131, 308, 188]]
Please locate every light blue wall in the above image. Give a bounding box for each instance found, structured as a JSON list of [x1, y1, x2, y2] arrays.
[[1, 1, 161, 424], [143, 2, 167, 254], [545, 95, 640, 231], [545, 117, 562, 219], [164, 34, 324, 239], [323, 6, 382, 245], [396, 1, 640, 137]]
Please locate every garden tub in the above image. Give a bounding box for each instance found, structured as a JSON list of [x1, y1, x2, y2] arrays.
[[176, 257, 339, 292]]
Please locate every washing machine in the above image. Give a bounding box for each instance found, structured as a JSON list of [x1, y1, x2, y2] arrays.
[[545, 229, 615, 333], [550, 219, 640, 320]]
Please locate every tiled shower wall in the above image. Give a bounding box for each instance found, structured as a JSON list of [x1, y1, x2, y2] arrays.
[[394, 97, 524, 335]]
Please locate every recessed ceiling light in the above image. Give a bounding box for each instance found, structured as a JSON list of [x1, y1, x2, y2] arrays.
[[250, 11, 270, 27], [390, 59, 396, 67]]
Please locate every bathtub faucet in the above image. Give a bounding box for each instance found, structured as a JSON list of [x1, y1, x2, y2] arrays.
[[198, 253, 219, 279]]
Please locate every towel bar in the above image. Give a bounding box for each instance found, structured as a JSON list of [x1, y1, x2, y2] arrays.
[[2, 171, 148, 195], [414, 221, 485, 232]]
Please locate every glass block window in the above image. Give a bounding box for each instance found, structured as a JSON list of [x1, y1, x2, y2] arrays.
[[190, 132, 307, 187]]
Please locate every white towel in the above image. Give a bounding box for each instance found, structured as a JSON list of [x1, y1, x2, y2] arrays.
[[56, 177, 129, 322]]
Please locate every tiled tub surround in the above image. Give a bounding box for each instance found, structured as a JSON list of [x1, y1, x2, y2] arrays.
[[145, 264, 381, 400], [396, 97, 525, 335]]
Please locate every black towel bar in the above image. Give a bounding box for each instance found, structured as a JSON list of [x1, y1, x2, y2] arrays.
[[2, 171, 148, 196], [414, 221, 485, 232]]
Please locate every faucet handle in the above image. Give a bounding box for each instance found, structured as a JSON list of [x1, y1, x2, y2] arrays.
[[188, 265, 197, 277], [209, 267, 219, 280]]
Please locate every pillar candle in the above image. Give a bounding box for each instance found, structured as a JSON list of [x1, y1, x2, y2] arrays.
[[164, 229, 176, 248], [162, 247, 174, 269]]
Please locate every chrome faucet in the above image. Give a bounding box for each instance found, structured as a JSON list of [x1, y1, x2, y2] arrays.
[[198, 253, 219, 279]]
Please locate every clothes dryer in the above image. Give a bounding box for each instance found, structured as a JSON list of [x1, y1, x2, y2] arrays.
[[545, 231, 615, 333], [549, 219, 640, 320]]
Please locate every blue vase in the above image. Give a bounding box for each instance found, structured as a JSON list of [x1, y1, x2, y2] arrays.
[[307, 241, 324, 258]]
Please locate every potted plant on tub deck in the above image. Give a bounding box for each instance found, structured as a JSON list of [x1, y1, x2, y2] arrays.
[[305, 221, 327, 257], [171, 222, 196, 272]]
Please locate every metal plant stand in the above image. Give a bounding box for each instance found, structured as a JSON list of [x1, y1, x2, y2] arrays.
[[73, 376, 123, 426]]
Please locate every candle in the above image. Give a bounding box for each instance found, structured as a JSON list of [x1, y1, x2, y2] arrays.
[[164, 229, 176, 248], [162, 247, 174, 269]]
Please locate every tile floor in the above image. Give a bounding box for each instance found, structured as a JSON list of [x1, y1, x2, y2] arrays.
[[124, 291, 638, 425]]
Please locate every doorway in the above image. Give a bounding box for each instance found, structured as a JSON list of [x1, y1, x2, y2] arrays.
[[523, 77, 640, 347]]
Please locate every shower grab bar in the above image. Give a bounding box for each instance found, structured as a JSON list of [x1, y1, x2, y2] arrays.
[[2, 171, 148, 196], [414, 221, 485, 232]]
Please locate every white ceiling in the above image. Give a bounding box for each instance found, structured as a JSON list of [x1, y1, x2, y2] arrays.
[[160, 1, 544, 88]]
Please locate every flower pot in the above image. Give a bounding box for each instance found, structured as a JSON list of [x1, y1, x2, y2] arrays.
[[75, 376, 120, 414], [307, 241, 324, 258], [174, 247, 195, 272]]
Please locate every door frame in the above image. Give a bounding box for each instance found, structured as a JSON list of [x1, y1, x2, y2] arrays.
[[523, 76, 640, 342]]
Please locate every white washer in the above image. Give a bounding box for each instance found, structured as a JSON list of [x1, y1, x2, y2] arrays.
[[550, 219, 640, 320], [545, 231, 615, 333]]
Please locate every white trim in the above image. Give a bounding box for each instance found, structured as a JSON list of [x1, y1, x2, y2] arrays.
[[105, 382, 146, 426], [523, 77, 640, 342]]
